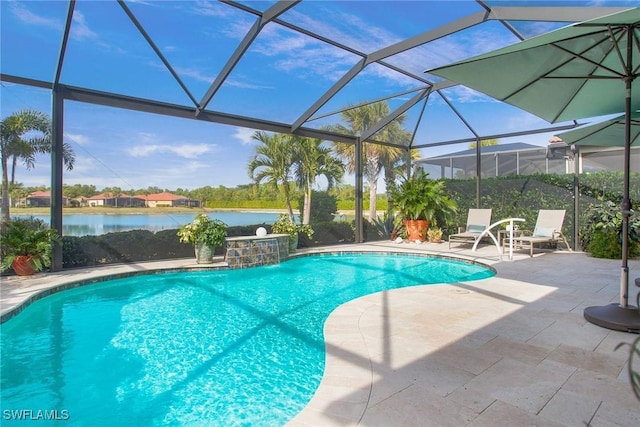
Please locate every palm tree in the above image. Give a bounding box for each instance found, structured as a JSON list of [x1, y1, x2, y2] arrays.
[[292, 136, 344, 225], [8, 140, 75, 188], [1, 110, 47, 220], [381, 146, 420, 213], [105, 187, 123, 208], [329, 101, 409, 221], [1, 109, 75, 221], [469, 138, 499, 149], [248, 131, 296, 220]]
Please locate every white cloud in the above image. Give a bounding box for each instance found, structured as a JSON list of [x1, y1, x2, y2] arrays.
[[126, 0, 155, 6], [252, 18, 357, 83], [9, 1, 60, 30], [121, 160, 222, 189], [71, 10, 98, 41], [168, 65, 215, 83], [219, 15, 254, 39], [289, 7, 399, 54], [452, 86, 497, 104], [65, 133, 89, 146], [147, 59, 272, 90], [505, 111, 550, 132], [65, 156, 99, 174], [127, 143, 216, 159], [192, 0, 232, 18], [232, 127, 257, 145]]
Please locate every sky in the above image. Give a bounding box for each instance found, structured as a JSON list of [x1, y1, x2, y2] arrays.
[[1, 0, 634, 192]]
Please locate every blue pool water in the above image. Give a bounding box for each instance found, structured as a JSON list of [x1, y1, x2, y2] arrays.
[[0, 253, 494, 426]]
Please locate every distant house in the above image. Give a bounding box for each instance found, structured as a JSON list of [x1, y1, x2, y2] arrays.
[[87, 192, 145, 207], [416, 142, 640, 179], [71, 196, 89, 207], [143, 192, 200, 208], [21, 191, 68, 207]]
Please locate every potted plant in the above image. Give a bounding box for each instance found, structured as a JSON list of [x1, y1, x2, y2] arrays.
[[177, 213, 228, 264], [0, 217, 60, 276], [271, 214, 313, 252], [388, 170, 457, 241], [427, 226, 444, 243]]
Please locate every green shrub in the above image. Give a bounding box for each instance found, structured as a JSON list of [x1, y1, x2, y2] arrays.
[[298, 191, 338, 224], [62, 229, 193, 268], [298, 221, 354, 247], [581, 200, 640, 259], [586, 230, 638, 259], [61, 236, 90, 268], [61, 222, 361, 267]]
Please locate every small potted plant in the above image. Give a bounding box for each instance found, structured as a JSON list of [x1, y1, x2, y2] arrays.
[[388, 169, 457, 241], [0, 217, 60, 276], [177, 213, 228, 264], [427, 226, 444, 243], [270, 214, 313, 252]]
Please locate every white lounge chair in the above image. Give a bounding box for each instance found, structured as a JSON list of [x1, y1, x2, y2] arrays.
[[503, 209, 571, 257], [448, 209, 492, 248]]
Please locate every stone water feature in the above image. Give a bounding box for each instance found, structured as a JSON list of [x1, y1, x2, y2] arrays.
[[224, 234, 290, 269]]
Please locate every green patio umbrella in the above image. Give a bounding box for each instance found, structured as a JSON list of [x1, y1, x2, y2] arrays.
[[427, 8, 640, 332], [555, 112, 640, 147], [427, 9, 639, 123]]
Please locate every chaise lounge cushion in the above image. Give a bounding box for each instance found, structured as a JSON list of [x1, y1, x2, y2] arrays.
[[467, 224, 486, 233], [448, 209, 493, 249], [533, 226, 555, 238]]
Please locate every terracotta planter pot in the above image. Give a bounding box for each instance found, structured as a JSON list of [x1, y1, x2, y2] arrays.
[[12, 256, 36, 276], [404, 219, 430, 242]]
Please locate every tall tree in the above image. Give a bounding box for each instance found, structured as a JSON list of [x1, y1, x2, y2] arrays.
[[329, 102, 409, 221], [292, 136, 344, 225], [103, 186, 122, 208], [469, 138, 499, 149], [0, 110, 51, 221], [1, 110, 48, 220], [248, 131, 296, 220], [9, 131, 75, 188], [381, 147, 420, 213], [1, 109, 75, 221], [63, 184, 97, 199]]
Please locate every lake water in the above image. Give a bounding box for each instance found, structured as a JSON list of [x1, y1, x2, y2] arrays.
[[13, 212, 295, 237]]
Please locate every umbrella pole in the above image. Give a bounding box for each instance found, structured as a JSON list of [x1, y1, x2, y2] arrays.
[[584, 24, 640, 333], [619, 25, 633, 309]]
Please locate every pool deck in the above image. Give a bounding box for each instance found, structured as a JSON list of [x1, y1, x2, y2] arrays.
[[2, 241, 640, 426]]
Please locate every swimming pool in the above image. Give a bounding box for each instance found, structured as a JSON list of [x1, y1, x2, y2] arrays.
[[1, 253, 494, 426]]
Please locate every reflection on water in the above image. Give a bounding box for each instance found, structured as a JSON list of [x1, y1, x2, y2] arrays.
[[12, 212, 289, 237]]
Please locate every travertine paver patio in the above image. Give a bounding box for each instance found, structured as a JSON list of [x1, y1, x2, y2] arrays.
[[290, 242, 640, 426], [2, 242, 639, 426]]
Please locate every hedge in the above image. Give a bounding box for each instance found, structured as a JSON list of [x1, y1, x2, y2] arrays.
[[57, 171, 640, 268]]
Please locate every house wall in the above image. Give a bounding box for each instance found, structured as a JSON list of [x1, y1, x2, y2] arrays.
[[147, 200, 173, 207]]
